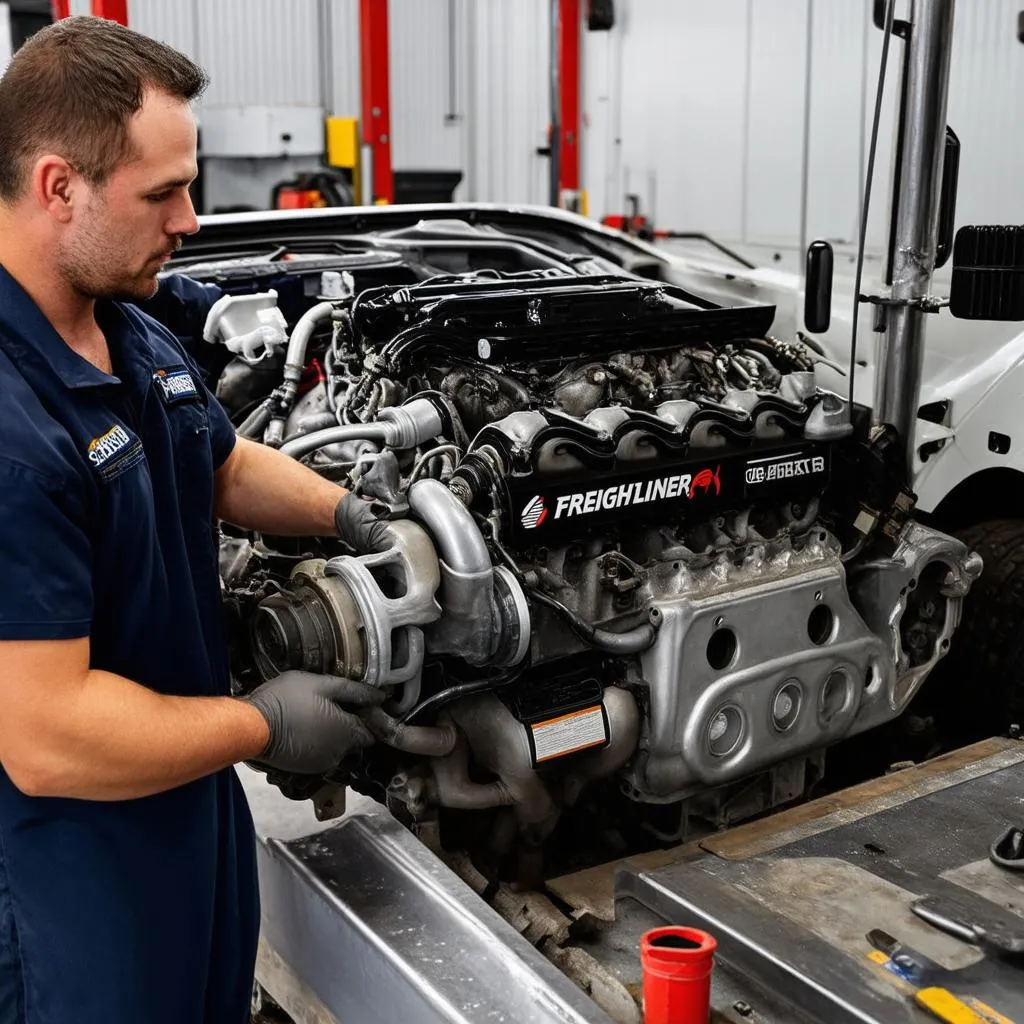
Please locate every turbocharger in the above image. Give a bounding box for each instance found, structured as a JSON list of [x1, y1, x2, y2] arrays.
[[249, 480, 531, 714]]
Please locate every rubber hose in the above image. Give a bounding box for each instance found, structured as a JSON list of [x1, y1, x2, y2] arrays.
[[280, 422, 389, 459], [364, 706, 458, 757]]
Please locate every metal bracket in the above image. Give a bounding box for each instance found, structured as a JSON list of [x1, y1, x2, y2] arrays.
[[858, 292, 949, 314], [873, 0, 911, 38]]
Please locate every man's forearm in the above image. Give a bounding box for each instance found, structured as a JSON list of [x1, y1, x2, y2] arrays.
[[215, 435, 343, 536], [16, 670, 269, 801]]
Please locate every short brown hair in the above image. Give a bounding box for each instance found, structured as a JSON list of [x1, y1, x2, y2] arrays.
[[0, 16, 208, 201]]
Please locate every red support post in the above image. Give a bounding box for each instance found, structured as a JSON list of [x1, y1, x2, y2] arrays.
[[91, 0, 128, 24], [359, 0, 393, 204], [50, 1, 70, 20], [558, 0, 581, 193]]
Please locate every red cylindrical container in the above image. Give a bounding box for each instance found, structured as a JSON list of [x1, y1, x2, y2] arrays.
[[640, 926, 717, 1024]]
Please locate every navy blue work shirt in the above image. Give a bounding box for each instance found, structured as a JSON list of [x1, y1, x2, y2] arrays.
[[0, 267, 258, 1024]]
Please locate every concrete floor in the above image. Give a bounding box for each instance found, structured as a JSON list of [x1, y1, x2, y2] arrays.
[[236, 764, 379, 840]]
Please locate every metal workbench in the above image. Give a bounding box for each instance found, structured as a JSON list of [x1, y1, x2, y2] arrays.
[[251, 738, 1024, 1024]]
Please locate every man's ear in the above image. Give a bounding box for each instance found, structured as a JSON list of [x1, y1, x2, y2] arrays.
[[32, 155, 78, 223]]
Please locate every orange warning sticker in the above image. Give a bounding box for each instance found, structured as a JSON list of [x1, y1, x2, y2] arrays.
[[531, 705, 607, 763]]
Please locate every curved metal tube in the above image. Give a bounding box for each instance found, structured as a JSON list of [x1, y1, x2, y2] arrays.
[[264, 302, 338, 447], [279, 398, 444, 459], [407, 478, 514, 666], [285, 301, 336, 383], [408, 479, 490, 575], [561, 687, 641, 806], [442, 698, 559, 830], [430, 733, 515, 811]]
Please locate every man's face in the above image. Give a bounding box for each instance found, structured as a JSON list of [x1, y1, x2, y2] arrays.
[[55, 89, 200, 303]]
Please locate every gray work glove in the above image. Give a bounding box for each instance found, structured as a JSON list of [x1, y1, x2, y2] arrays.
[[242, 671, 385, 774], [334, 491, 392, 553]]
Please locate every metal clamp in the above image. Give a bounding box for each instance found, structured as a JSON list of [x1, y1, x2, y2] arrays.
[[858, 292, 950, 314]]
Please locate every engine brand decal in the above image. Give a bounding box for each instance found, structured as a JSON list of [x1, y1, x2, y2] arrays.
[[504, 442, 830, 545], [86, 423, 145, 482], [543, 465, 721, 523], [744, 450, 827, 486], [521, 495, 548, 530], [153, 366, 200, 405]]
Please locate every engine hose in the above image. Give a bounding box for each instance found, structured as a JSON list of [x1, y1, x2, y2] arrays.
[[380, 325, 445, 374], [488, 519, 529, 584], [280, 421, 389, 458], [279, 397, 444, 459], [528, 588, 658, 655], [263, 301, 338, 445], [407, 444, 463, 485], [237, 399, 273, 439], [284, 301, 336, 383], [400, 668, 524, 725], [363, 706, 458, 757]]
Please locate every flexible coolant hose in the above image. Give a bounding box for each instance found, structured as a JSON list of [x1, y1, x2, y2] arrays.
[[529, 588, 657, 655], [284, 301, 336, 384], [279, 422, 390, 458], [363, 707, 458, 757], [278, 398, 444, 459]]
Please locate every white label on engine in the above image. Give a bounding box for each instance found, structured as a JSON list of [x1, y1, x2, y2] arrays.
[[530, 705, 608, 763], [744, 451, 826, 485]]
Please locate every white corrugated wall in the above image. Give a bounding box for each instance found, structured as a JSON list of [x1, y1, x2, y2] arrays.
[[328, 0, 360, 117], [946, 0, 1024, 226], [389, 0, 463, 172], [127, 0, 544, 205], [466, 0, 550, 204], [129, 0, 321, 105], [127, 1, 1024, 234], [581, 0, 1024, 264]]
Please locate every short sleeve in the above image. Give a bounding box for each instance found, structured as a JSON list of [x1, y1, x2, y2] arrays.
[[0, 460, 92, 640], [205, 385, 237, 471]]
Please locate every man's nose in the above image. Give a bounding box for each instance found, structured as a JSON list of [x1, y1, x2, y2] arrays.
[[167, 189, 200, 237]]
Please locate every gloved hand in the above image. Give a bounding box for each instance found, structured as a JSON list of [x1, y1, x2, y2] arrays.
[[241, 671, 385, 774], [334, 491, 392, 553]]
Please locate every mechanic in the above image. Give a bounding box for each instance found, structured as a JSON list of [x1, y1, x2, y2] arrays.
[[0, 18, 390, 1024]]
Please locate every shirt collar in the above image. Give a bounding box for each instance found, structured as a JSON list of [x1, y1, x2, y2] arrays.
[[0, 264, 124, 391]]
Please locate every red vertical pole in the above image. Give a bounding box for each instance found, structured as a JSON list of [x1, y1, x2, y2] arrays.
[[50, 1, 70, 20], [558, 0, 581, 192], [359, 0, 394, 204], [91, 0, 128, 24]]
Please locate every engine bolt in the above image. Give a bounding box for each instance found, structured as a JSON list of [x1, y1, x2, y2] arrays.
[[733, 1001, 754, 1017], [714, 615, 724, 628], [815, 590, 822, 602]]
